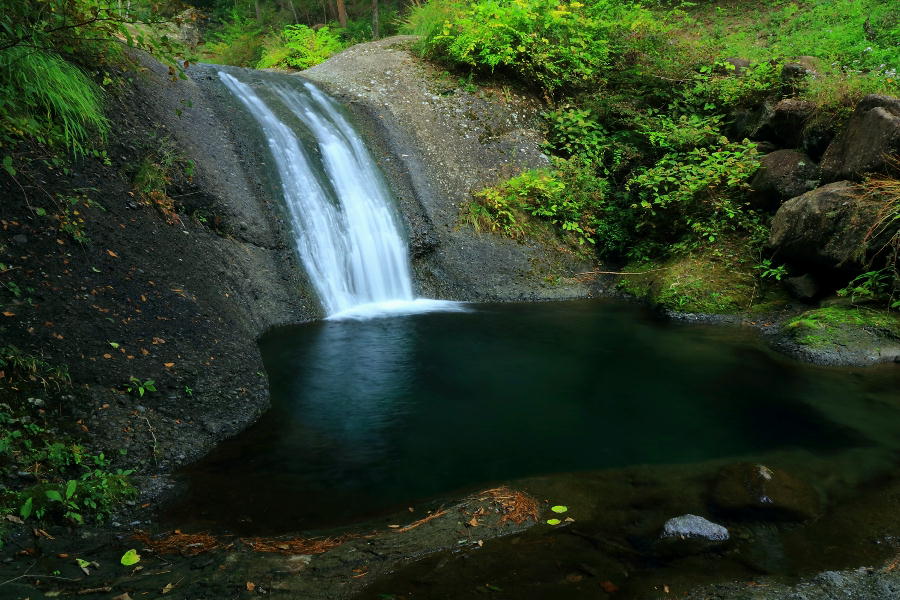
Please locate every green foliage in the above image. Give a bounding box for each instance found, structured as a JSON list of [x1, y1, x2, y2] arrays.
[[0, 345, 71, 390], [200, 9, 266, 67], [126, 376, 157, 398], [0, 48, 108, 157], [258, 24, 345, 70], [467, 158, 606, 247], [755, 259, 789, 282], [626, 139, 762, 246], [0, 0, 184, 155], [785, 306, 900, 347], [419, 0, 665, 94], [0, 383, 135, 530], [542, 106, 608, 161]]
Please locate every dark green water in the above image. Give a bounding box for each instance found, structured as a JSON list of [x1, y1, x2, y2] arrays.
[[169, 300, 896, 534]]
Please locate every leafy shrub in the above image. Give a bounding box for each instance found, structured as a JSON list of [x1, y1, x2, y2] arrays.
[[421, 0, 664, 93], [542, 106, 608, 161], [200, 9, 265, 67], [257, 25, 344, 70], [626, 139, 762, 245], [467, 158, 606, 247]]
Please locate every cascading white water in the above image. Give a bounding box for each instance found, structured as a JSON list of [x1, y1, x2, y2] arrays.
[[217, 71, 462, 319]]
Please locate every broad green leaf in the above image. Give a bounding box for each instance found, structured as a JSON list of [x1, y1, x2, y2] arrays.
[[20, 497, 33, 519], [120, 549, 141, 566], [550, 505, 568, 513], [45, 489, 63, 502], [546, 518, 561, 525], [65, 479, 77, 500]]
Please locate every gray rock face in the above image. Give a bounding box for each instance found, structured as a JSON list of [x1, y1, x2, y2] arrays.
[[821, 94, 900, 182], [661, 514, 730, 542], [750, 150, 820, 209], [711, 463, 822, 522], [302, 36, 594, 302], [768, 181, 874, 271]]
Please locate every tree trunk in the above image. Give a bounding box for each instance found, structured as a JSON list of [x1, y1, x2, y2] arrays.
[[371, 0, 379, 39], [285, 0, 299, 23], [335, 0, 348, 27], [255, 0, 262, 21]]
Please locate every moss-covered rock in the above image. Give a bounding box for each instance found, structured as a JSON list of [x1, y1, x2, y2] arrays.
[[779, 306, 900, 365], [617, 244, 789, 314]]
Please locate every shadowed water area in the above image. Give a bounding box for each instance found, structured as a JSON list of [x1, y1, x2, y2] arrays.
[[167, 300, 899, 535]]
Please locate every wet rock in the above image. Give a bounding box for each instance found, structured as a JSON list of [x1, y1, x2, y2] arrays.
[[661, 514, 729, 542], [756, 99, 816, 148], [768, 181, 878, 272], [737, 524, 789, 574], [750, 150, 820, 209], [781, 59, 819, 92], [656, 514, 729, 557], [711, 463, 822, 521], [821, 94, 900, 182], [782, 274, 819, 302]]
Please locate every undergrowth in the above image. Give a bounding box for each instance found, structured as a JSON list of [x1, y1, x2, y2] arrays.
[[0, 346, 135, 545]]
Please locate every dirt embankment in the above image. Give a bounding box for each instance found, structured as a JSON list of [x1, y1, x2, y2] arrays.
[[303, 36, 597, 302]]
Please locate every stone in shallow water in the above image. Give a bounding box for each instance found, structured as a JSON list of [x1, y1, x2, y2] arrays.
[[661, 514, 730, 542], [711, 462, 822, 521]]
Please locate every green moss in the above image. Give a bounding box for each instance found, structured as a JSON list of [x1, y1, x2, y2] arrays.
[[617, 242, 789, 314], [785, 307, 900, 348]]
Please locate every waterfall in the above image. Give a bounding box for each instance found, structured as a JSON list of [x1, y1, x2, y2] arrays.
[[217, 70, 462, 319]]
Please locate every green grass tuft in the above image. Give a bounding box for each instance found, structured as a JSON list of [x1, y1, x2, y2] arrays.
[[0, 48, 108, 156]]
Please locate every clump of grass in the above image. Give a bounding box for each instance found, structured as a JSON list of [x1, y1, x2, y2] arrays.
[[0, 48, 108, 156]]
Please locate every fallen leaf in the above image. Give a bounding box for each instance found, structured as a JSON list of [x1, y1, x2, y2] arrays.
[[246, 582, 256, 592], [107, 249, 118, 258], [103, 353, 112, 359], [2, 311, 14, 317], [4, 514, 24, 524], [112, 594, 133, 600], [161, 582, 174, 594], [546, 519, 561, 526], [387, 524, 400, 528], [163, 362, 174, 368], [551, 505, 568, 513], [467, 516, 479, 527], [600, 580, 619, 593], [477, 540, 484, 547], [34, 528, 54, 539], [120, 548, 141, 566]]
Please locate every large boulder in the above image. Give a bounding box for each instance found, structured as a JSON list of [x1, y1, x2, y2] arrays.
[[750, 149, 820, 209], [710, 463, 822, 522], [768, 181, 877, 271], [821, 95, 900, 182], [755, 99, 816, 148]]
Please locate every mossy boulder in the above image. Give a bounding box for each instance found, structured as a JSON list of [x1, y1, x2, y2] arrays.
[[821, 94, 900, 182], [618, 244, 788, 314], [781, 306, 900, 364], [768, 181, 881, 273], [749, 149, 820, 209]]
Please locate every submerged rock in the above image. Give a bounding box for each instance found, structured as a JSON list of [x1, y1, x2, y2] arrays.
[[711, 463, 822, 521]]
